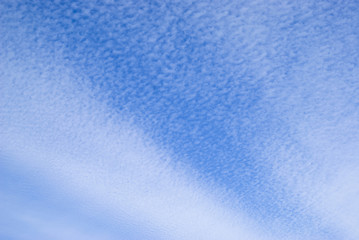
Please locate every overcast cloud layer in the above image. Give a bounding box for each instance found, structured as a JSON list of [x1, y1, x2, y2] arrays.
[[1, 1, 359, 240]]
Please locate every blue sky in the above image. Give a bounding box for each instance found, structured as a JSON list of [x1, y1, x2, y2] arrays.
[[1, 0, 359, 239]]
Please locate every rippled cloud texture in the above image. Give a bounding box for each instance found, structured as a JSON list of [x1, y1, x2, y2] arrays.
[[1, 1, 359, 239]]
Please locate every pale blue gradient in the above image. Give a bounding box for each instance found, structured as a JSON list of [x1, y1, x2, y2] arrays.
[[1, 0, 359, 239]]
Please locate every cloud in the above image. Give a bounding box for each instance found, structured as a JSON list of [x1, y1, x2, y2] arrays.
[[258, 24, 359, 239], [2, 1, 359, 239], [0, 30, 269, 240]]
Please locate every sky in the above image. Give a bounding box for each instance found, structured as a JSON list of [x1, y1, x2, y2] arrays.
[[1, 0, 359, 239]]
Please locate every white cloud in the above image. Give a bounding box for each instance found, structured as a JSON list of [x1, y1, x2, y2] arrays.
[[0, 37, 270, 240], [260, 47, 359, 239]]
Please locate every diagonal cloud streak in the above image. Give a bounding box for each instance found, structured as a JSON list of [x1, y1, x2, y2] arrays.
[[0, 35, 270, 240], [2, 0, 359, 239]]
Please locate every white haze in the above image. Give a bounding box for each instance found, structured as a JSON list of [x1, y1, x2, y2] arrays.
[[0, 37, 271, 240]]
